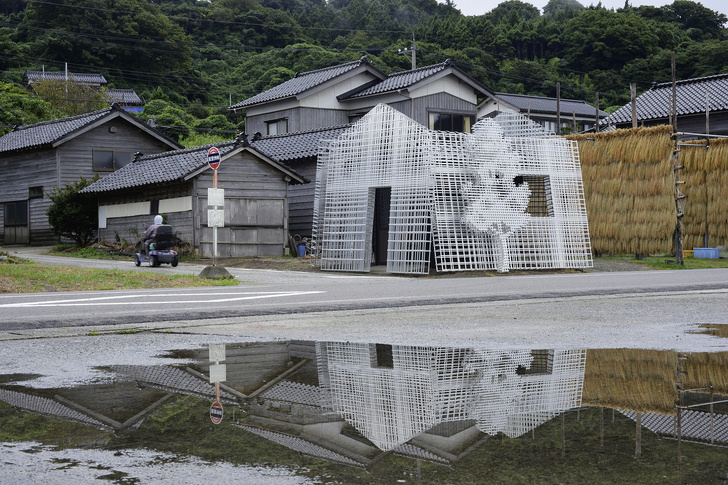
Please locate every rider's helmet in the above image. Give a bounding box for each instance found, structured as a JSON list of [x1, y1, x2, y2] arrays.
[[154, 215, 163, 225]]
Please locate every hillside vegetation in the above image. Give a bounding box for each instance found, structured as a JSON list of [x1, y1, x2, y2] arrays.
[[1, 0, 726, 141]]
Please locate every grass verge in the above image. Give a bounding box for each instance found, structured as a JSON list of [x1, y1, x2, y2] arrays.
[[603, 254, 728, 270], [0, 261, 237, 293]]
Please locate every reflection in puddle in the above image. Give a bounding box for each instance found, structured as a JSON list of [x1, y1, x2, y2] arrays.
[[1, 341, 727, 483], [689, 323, 728, 338]]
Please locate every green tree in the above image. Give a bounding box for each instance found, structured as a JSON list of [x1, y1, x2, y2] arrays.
[[31, 77, 107, 117], [46, 175, 100, 247], [561, 8, 660, 72], [0, 82, 59, 135]]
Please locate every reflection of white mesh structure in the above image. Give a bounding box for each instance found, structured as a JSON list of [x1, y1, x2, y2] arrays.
[[317, 342, 587, 451], [312, 104, 592, 273]]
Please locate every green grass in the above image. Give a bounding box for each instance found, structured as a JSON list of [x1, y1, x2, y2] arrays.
[[599, 254, 728, 270], [4, 397, 726, 484], [0, 261, 237, 293]]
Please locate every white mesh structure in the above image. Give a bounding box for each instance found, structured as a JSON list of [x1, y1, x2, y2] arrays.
[[312, 104, 592, 273], [316, 342, 587, 451]]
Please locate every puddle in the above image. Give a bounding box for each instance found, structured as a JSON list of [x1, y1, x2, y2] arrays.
[[2, 339, 727, 483], [689, 323, 728, 338]]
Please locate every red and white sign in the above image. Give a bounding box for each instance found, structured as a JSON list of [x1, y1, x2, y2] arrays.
[[210, 401, 223, 424], [208, 146, 221, 170]]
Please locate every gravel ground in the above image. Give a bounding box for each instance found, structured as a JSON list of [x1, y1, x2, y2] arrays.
[[0, 442, 317, 485]]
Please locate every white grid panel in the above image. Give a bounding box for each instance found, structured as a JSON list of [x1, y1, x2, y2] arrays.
[[317, 342, 587, 450], [312, 104, 592, 273]]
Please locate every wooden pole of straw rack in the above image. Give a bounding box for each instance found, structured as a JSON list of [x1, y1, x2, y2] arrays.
[[671, 53, 684, 264]]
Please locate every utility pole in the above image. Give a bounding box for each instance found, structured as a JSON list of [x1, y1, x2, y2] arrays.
[[398, 33, 418, 70], [556, 82, 561, 135]]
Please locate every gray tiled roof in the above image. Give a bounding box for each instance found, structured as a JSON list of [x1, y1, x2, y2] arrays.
[[81, 141, 239, 193], [106, 88, 143, 106], [0, 388, 107, 428], [235, 424, 368, 468], [621, 409, 728, 444], [24, 70, 108, 85], [251, 125, 351, 162], [347, 60, 454, 98], [231, 57, 378, 109], [0, 106, 116, 154], [607, 73, 728, 124], [495, 93, 607, 118], [81, 126, 337, 193]]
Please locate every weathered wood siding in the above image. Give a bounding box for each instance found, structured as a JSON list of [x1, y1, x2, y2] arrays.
[[246, 107, 350, 135], [195, 152, 292, 257], [0, 149, 58, 245], [58, 120, 175, 185], [96, 181, 193, 245], [1, 118, 175, 245], [286, 158, 316, 238]]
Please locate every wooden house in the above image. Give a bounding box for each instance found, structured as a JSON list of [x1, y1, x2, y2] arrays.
[[0, 104, 181, 245], [82, 138, 305, 258], [603, 73, 728, 134], [230, 57, 496, 238], [478, 92, 607, 134]]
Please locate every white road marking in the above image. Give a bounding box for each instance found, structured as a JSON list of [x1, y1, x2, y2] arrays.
[[0, 291, 325, 308]]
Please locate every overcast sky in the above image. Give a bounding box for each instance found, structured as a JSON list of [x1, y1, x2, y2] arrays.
[[450, 0, 728, 19]]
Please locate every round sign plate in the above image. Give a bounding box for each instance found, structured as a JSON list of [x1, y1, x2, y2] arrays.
[[208, 147, 221, 170], [210, 401, 223, 424]]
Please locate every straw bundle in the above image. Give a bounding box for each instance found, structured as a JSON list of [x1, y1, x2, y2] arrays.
[[582, 349, 678, 413], [683, 352, 728, 395], [680, 138, 728, 249], [568, 127, 675, 255]]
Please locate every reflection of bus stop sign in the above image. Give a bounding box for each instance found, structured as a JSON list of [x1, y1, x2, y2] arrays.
[[208, 147, 220, 169], [210, 401, 223, 424]]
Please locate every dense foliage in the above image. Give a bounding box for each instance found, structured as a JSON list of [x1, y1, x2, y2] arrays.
[[46, 175, 100, 247], [1, 0, 726, 142]]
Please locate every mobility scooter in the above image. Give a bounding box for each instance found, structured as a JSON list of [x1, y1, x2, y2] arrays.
[[134, 224, 179, 267]]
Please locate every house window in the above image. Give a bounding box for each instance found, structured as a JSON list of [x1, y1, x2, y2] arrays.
[[28, 186, 44, 199], [93, 150, 133, 171], [429, 112, 472, 133], [266, 118, 288, 135]]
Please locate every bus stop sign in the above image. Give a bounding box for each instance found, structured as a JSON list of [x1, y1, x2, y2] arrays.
[[210, 401, 223, 424], [208, 147, 220, 170]]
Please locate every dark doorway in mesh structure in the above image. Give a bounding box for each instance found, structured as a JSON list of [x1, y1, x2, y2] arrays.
[[516, 349, 554, 375], [517, 175, 552, 217]]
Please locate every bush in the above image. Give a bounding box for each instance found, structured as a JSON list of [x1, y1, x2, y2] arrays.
[[46, 175, 99, 247]]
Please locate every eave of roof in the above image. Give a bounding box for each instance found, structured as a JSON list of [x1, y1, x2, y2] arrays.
[[0, 104, 179, 154], [82, 137, 309, 194], [343, 59, 495, 100], [493, 93, 608, 117], [605, 73, 728, 124], [24, 70, 107, 85], [230, 57, 385, 110]]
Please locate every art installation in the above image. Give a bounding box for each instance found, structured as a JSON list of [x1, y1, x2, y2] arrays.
[[316, 342, 588, 451], [312, 104, 592, 273]]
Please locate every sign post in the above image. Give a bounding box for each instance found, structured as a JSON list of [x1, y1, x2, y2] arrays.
[[199, 149, 231, 279], [208, 147, 221, 265], [208, 343, 226, 424]]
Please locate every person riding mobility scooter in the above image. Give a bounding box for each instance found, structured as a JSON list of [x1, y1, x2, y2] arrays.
[[135, 215, 179, 267]]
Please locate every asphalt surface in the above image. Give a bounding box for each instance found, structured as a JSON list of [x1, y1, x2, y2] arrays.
[[2, 247, 727, 352]]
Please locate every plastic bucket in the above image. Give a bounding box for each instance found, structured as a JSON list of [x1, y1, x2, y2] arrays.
[[297, 244, 306, 257]]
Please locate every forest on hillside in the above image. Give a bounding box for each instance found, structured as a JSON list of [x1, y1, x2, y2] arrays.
[[1, 0, 727, 142]]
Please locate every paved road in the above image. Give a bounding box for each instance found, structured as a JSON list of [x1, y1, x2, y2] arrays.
[[2, 249, 728, 351]]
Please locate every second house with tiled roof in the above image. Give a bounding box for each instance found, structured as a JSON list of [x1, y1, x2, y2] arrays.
[[603, 73, 728, 134], [230, 57, 496, 238]]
